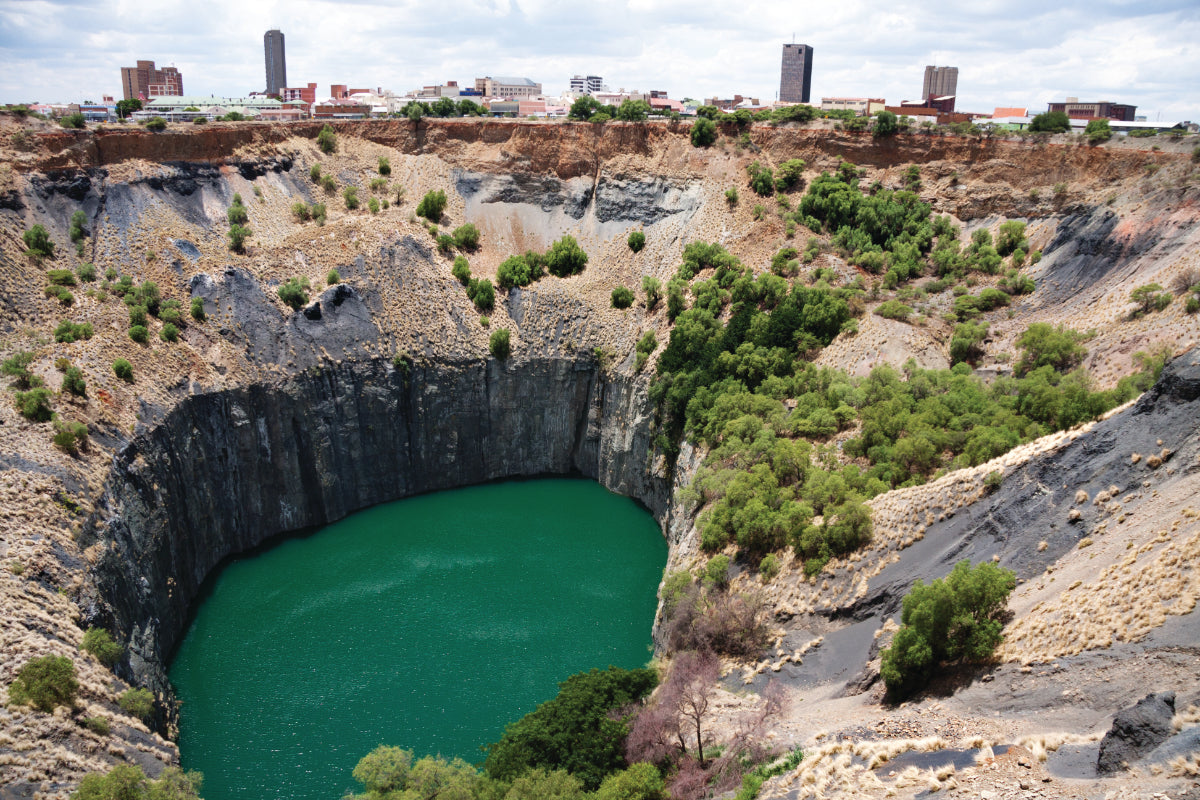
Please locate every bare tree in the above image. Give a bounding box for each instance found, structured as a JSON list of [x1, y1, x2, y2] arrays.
[[672, 650, 720, 766]]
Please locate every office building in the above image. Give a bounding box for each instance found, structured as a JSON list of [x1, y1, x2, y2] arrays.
[[1046, 99, 1137, 122], [779, 44, 813, 104], [120, 60, 183, 100], [264, 30, 287, 96], [474, 77, 542, 99], [569, 75, 605, 95], [921, 66, 958, 102]]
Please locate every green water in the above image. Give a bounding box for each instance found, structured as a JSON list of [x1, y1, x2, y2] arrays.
[[169, 479, 666, 800]]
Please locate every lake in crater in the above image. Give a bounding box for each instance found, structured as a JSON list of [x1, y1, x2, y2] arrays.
[[169, 478, 667, 800]]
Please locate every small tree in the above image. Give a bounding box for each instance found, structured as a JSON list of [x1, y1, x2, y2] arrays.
[[278, 277, 311, 310], [545, 235, 588, 277], [343, 186, 360, 210], [568, 96, 603, 121], [81, 628, 123, 667], [228, 223, 252, 253], [641, 276, 662, 309], [23, 224, 54, 260], [873, 110, 898, 136], [451, 255, 471, 285], [627, 231, 646, 253], [880, 560, 1016, 699], [144, 117, 166, 131], [691, 117, 717, 147], [774, 158, 806, 191], [746, 161, 775, 196], [615, 99, 651, 122], [489, 328, 511, 359], [452, 223, 480, 251], [8, 655, 78, 712], [128, 325, 149, 344], [1130, 283, 1172, 315], [611, 286, 635, 308], [190, 297, 206, 321], [416, 189, 447, 222], [326, 269, 340, 285], [61, 366, 87, 396], [118, 687, 154, 721], [1029, 110, 1071, 133], [317, 124, 337, 154], [159, 323, 179, 342], [377, 156, 391, 175], [14, 388, 53, 421], [1085, 118, 1112, 143], [309, 163, 322, 181], [113, 359, 134, 382], [466, 278, 494, 311], [1015, 323, 1086, 375]]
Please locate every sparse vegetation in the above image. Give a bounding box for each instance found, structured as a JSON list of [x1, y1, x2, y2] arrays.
[[1130, 282, 1172, 315], [190, 297, 206, 321], [642, 276, 662, 309], [377, 156, 391, 175], [72, 765, 203, 800], [118, 687, 154, 721], [343, 186, 360, 210], [24, 224, 54, 260]]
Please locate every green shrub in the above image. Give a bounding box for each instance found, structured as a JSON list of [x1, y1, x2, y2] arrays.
[[73, 765, 202, 800], [76, 262, 96, 282], [7, 655, 78, 712], [81, 628, 123, 667], [436, 233, 456, 253], [326, 269, 340, 285], [60, 112, 86, 129], [759, 553, 780, 580], [611, 286, 635, 309], [2, 351, 37, 388], [309, 163, 322, 181], [317, 124, 337, 154], [775, 158, 806, 192], [466, 277, 494, 311], [128, 304, 148, 327], [53, 416, 88, 452], [278, 277, 311, 310], [128, 325, 148, 344], [594, 763, 665, 800], [496, 255, 531, 289], [1015, 323, 1086, 375], [1085, 118, 1111, 143], [483, 666, 658, 790], [226, 198, 248, 225], [190, 297, 206, 321], [451, 255, 471, 285], [1130, 282, 1172, 315], [25, 225, 55, 260], [61, 366, 86, 395], [54, 320, 94, 343], [746, 161, 775, 196], [367, 196, 379, 214], [159, 323, 179, 342], [950, 321, 988, 365], [489, 328, 511, 359], [377, 156, 391, 175], [118, 687, 154, 721], [545, 235, 588, 277], [228, 223, 252, 253], [82, 716, 111, 735], [343, 186, 360, 210], [112, 359, 134, 382], [453, 223, 480, 251], [691, 117, 718, 147], [144, 116, 166, 131], [703, 554, 730, 587], [291, 201, 312, 222], [1187, 296, 1200, 315], [725, 186, 739, 206], [873, 110, 898, 136], [1029, 111, 1070, 134], [416, 189, 447, 222], [627, 230, 646, 253], [321, 173, 336, 193], [159, 299, 183, 326], [14, 388, 53, 421], [880, 560, 1016, 698], [874, 300, 913, 321], [641, 276, 662, 309], [312, 202, 327, 224]]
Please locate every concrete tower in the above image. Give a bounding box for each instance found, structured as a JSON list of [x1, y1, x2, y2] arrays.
[[264, 29, 287, 96], [921, 65, 958, 101], [780, 43, 814, 104]]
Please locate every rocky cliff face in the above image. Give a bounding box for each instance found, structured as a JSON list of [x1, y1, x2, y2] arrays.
[[88, 356, 673, 695]]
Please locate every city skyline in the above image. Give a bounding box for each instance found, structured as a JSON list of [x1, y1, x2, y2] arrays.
[[1, 0, 1198, 120]]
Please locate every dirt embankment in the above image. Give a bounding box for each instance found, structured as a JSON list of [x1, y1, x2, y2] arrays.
[[18, 118, 1186, 189]]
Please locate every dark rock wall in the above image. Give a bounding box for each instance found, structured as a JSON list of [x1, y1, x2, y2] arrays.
[[90, 357, 672, 693]]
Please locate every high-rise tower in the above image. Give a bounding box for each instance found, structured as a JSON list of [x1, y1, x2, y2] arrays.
[[780, 43, 813, 104], [921, 65, 958, 101], [264, 29, 287, 96]]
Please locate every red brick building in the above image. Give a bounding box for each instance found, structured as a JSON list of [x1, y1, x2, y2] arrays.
[[120, 60, 183, 100], [1046, 100, 1136, 121]]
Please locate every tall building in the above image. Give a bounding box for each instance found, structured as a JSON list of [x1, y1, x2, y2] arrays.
[[264, 29, 287, 96], [120, 60, 183, 100], [473, 76, 542, 99], [779, 44, 814, 104], [569, 75, 605, 95], [921, 66, 958, 102]]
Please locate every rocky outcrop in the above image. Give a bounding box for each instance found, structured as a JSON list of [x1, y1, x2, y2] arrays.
[[87, 356, 673, 696], [1097, 691, 1177, 773]]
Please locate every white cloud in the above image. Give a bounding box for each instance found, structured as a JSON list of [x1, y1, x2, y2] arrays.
[[0, 0, 1195, 119]]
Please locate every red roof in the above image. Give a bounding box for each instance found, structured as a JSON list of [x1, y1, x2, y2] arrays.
[[992, 107, 1027, 118]]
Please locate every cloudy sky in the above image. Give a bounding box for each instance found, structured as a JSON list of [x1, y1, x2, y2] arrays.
[[1, 0, 1198, 119]]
